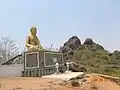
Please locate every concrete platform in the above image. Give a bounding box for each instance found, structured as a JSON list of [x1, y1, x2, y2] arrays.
[[42, 72, 84, 80]]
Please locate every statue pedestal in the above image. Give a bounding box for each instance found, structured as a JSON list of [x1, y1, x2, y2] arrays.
[[22, 50, 66, 77]]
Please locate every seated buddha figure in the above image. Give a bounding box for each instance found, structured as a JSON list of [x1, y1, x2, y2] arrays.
[[26, 27, 43, 51]]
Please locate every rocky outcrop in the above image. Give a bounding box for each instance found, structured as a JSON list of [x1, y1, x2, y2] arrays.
[[83, 38, 94, 45], [60, 36, 81, 53]]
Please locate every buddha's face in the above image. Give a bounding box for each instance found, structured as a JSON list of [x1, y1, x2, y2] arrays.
[[31, 27, 37, 36]]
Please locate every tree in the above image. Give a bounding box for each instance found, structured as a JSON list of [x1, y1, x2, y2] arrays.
[[0, 36, 20, 63]]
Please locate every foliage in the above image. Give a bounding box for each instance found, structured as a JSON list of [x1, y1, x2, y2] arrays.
[[70, 43, 120, 77], [0, 36, 19, 63]]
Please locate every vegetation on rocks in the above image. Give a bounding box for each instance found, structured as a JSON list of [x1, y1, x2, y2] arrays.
[[60, 36, 120, 77]]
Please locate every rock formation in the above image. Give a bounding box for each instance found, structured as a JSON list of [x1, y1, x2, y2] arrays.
[[83, 38, 94, 45], [60, 36, 81, 53]]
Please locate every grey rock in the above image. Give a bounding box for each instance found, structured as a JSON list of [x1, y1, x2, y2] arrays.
[[60, 36, 81, 53], [84, 38, 94, 45]]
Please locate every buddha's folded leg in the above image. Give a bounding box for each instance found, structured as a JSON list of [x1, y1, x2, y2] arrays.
[[27, 46, 36, 51]]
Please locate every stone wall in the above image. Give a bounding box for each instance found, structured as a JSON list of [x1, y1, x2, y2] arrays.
[[0, 64, 24, 77]]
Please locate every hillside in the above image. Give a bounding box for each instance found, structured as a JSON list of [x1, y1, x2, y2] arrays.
[[60, 36, 120, 77]]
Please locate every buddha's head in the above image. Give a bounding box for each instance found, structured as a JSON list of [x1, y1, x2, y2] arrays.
[[30, 27, 37, 36]]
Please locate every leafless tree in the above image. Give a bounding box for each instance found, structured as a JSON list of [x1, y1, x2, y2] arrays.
[[0, 36, 19, 63]]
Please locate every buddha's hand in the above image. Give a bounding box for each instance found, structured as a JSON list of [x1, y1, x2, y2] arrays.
[[34, 45, 39, 49], [30, 45, 37, 49]]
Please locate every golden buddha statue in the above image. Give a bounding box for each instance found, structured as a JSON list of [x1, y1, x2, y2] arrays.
[[26, 27, 43, 51]]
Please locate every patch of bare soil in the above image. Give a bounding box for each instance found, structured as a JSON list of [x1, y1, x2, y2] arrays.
[[0, 77, 62, 90], [0, 74, 120, 90], [85, 74, 120, 90]]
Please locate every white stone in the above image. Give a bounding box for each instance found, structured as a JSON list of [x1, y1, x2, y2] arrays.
[[42, 72, 84, 80]]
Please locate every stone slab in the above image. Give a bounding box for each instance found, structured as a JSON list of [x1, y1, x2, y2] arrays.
[[42, 72, 84, 80]]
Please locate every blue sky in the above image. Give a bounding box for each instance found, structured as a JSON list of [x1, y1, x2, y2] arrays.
[[0, 0, 120, 52]]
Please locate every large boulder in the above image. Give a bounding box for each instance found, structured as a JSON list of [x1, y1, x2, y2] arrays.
[[60, 36, 81, 53], [84, 38, 94, 45]]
